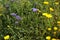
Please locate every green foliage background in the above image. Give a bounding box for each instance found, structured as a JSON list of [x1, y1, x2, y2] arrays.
[[0, 0, 60, 40]]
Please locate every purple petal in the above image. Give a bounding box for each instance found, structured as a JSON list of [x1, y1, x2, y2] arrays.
[[32, 8, 38, 12], [16, 15, 21, 20], [10, 13, 17, 16]]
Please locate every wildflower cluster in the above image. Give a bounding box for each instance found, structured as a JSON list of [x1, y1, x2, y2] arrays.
[[10, 13, 21, 24], [42, 13, 52, 18], [0, 0, 60, 40]]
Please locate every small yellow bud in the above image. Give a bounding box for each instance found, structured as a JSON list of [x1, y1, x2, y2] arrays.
[[43, 2, 49, 5], [50, 8, 54, 11], [46, 36, 51, 40], [47, 28, 51, 31], [55, 2, 59, 5], [53, 27, 58, 30]]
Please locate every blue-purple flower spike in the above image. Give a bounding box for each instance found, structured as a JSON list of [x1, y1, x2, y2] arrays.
[[32, 8, 38, 12], [10, 13, 17, 16], [16, 15, 21, 20]]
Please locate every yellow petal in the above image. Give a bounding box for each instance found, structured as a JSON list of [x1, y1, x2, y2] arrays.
[[57, 21, 60, 23], [47, 28, 51, 31], [46, 36, 51, 40], [50, 8, 54, 11], [43, 2, 49, 5], [53, 27, 58, 30], [55, 2, 59, 5], [4, 35, 10, 40]]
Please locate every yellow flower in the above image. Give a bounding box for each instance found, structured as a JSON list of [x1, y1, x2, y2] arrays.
[[46, 14, 52, 18], [42, 13, 47, 16], [4, 35, 10, 40], [55, 2, 59, 5], [47, 28, 51, 31], [53, 27, 58, 30], [52, 38, 56, 40], [57, 21, 60, 26], [42, 13, 52, 18], [50, 8, 54, 11], [43, 1, 49, 5], [57, 21, 60, 24], [46, 36, 51, 40]]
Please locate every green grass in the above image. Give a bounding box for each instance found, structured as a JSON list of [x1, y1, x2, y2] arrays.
[[0, 0, 60, 40]]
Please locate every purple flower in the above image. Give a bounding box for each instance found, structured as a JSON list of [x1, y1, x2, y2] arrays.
[[32, 8, 38, 12], [10, 13, 17, 16], [16, 15, 21, 20]]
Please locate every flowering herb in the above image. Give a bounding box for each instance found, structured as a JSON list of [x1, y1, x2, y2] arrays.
[[32, 8, 38, 12], [15, 15, 21, 20], [10, 13, 17, 16]]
